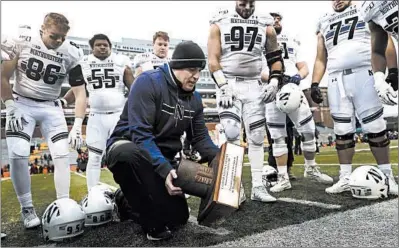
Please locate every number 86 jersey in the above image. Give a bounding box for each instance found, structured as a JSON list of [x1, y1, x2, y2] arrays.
[[80, 53, 130, 113], [316, 5, 371, 73], [10, 33, 83, 101], [210, 8, 274, 79]]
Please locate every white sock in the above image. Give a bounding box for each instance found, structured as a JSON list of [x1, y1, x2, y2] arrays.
[[10, 158, 33, 208], [305, 159, 316, 167], [277, 165, 288, 176], [378, 164, 392, 177], [53, 156, 70, 199], [86, 152, 102, 191], [248, 144, 264, 188], [340, 164, 352, 179]]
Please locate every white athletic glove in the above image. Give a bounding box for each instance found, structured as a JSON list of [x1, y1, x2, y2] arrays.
[[261, 78, 279, 103], [374, 72, 398, 106], [218, 84, 234, 108], [4, 100, 26, 132], [69, 117, 84, 150]]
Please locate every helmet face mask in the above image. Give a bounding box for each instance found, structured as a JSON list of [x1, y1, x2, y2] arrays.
[[349, 166, 389, 200]]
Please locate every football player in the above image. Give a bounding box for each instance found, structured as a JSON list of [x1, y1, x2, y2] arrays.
[[311, 0, 398, 195], [132, 31, 170, 77], [1, 13, 87, 228], [360, 0, 398, 96], [62, 34, 134, 191], [208, 0, 281, 202], [262, 12, 333, 193]]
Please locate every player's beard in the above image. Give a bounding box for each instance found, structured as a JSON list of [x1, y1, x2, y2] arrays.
[[274, 26, 282, 35]]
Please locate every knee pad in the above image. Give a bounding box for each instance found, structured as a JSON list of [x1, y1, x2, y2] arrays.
[[220, 119, 241, 141], [272, 137, 288, 157], [50, 141, 69, 159], [87, 152, 102, 166], [335, 133, 355, 150], [6, 136, 31, 159], [367, 130, 390, 148], [361, 110, 386, 134], [301, 133, 316, 153], [248, 127, 266, 146]]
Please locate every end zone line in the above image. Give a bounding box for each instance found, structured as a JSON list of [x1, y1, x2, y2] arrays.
[[278, 197, 342, 209], [73, 172, 232, 235]]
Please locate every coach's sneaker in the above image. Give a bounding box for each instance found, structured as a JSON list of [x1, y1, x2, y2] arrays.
[[388, 174, 398, 196], [21, 207, 40, 229], [146, 226, 172, 241], [304, 165, 333, 184], [325, 177, 350, 194], [270, 174, 292, 193], [251, 186, 276, 202]]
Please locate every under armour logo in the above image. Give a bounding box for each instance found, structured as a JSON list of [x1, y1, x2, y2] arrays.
[[332, 78, 338, 82], [174, 103, 184, 120], [56, 52, 63, 57]]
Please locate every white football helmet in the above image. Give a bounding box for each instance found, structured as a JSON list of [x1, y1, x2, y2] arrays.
[[349, 166, 389, 200], [81, 186, 114, 226], [262, 165, 278, 187], [275, 83, 303, 114], [42, 198, 85, 242]]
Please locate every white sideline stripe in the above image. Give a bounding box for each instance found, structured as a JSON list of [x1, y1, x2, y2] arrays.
[[73, 172, 231, 235], [244, 163, 399, 166], [73, 172, 117, 191], [278, 197, 342, 209]]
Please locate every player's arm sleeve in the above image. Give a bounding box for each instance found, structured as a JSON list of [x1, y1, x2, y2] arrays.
[[128, 75, 173, 179], [68, 65, 85, 87], [188, 96, 219, 163]]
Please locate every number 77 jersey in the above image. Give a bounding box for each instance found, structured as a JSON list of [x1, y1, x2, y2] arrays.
[[80, 53, 130, 113], [210, 8, 274, 79], [316, 4, 371, 73]]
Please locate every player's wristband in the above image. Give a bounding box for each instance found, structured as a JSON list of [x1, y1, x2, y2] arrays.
[[212, 70, 228, 88], [60, 98, 67, 107], [373, 72, 385, 86], [73, 117, 84, 128]]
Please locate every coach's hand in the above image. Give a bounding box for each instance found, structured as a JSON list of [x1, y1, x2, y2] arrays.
[[218, 84, 234, 108], [69, 117, 84, 150], [165, 169, 183, 196], [310, 83, 323, 104], [5, 100, 26, 132]]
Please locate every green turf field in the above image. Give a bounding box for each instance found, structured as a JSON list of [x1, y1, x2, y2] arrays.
[[1, 143, 398, 247]]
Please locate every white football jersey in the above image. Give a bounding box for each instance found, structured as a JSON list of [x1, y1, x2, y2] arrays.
[[81, 53, 130, 113], [132, 52, 169, 76], [8, 31, 83, 101], [360, 0, 398, 41], [316, 5, 371, 73], [210, 7, 274, 79]]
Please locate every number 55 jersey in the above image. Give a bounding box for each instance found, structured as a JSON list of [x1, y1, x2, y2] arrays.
[[80, 53, 130, 113], [316, 4, 371, 73], [11, 33, 84, 100]]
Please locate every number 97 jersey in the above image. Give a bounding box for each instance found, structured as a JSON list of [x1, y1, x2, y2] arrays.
[[210, 8, 274, 79], [360, 0, 398, 41], [81, 53, 130, 113], [316, 5, 371, 73]]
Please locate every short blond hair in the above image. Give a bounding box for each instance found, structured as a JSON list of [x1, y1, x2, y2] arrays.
[[153, 31, 169, 44], [43, 13, 70, 32]]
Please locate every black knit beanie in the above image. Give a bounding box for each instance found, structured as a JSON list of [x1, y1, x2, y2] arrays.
[[169, 41, 206, 70]]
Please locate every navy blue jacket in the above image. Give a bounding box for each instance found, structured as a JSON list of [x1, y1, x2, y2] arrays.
[[107, 64, 219, 179]]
